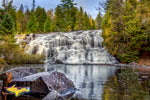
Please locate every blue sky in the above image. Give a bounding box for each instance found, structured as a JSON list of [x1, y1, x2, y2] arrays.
[[0, 0, 100, 19]]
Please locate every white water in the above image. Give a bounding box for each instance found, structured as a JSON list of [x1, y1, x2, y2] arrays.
[[25, 30, 118, 64]]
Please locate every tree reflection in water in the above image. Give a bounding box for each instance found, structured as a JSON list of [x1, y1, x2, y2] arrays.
[[103, 68, 150, 100]]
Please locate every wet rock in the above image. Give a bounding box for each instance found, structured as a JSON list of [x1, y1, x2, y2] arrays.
[[5, 67, 37, 79], [55, 59, 63, 64], [42, 90, 66, 100], [129, 62, 138, 65], [6, 68, 76, 99], [42, 71, 75, 93], [24, 34, 37, 44], [60, 88, 76, 99], [12, 72, 50, 94]]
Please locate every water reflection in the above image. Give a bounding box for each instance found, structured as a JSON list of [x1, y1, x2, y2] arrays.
[[103, 68, 150, 100], [4, 65, 150, 100], [44, 64, 118, 100]]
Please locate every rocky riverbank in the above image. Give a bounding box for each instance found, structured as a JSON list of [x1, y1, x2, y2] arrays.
[[0, 67, 76, 100]]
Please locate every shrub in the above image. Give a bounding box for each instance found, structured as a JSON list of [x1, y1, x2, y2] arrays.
[[0, 35, 45, 65]]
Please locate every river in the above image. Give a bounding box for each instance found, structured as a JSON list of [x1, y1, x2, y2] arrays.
[[3, 64, 150, 100]]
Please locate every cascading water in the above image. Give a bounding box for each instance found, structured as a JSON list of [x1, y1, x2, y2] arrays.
[[25, 30, 118, 64]]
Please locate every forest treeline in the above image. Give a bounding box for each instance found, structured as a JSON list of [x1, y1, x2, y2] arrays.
[[0, 0, 102, 34], [0, 0, 150, 64], [0, 0, 102, 65], [102, 0, 150, 63]]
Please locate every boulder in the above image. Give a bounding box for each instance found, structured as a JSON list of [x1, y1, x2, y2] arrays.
[[60, 88, 76, 99], [5, 67, 37, 79], [42, 90, 66, 100], [42, 71, 75, 93], [55, 59, 63, 64], [1, 67, 76, 99], [13, 72, 50, 94]]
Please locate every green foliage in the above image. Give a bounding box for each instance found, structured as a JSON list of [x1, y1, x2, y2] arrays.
[[0, 9, 4, 21], [16, 7, 27, 34], [96, 12, 102, 29], [35, 6, 47, 32], [0, 12, 15, 35], [54, 0, 77, 31], [54, 6, 64, 31], [0, 35, 45, 64], [1, 0, 98, 34], [102, 0, 150, 63], [104, 68, 150, 99], [26, 13, 39, 33], [44, 16, 53, 33], [74, 7, 85, 30]]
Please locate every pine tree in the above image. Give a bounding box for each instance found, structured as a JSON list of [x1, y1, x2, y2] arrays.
[[19, 4, 24, 12], [16, 4, 26, 34], [25, 8, 30, 23], [92, 19, 96, 30], [101, 0, 145, 63], [27, 13, 39, 33], [35, 6, 47, 32], [96, 12, 102, 29], [2, 0, 16, 31], [32, 0, 36, 11], [0, 12, 15, 35], [55, 0, 77, 31], [54, 5, 64, 31], [84, 12, 91, 30], [44, 16, 53, 33], [74, 7, 85, 30], [0, 9, 5, 22]]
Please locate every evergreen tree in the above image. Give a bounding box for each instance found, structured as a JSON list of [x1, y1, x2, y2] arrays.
[[19, 4, 24, 12], [54, 5, 64, 31], [74, 7, 85, 30], [0, 12, 15, 35], [32, 0, 36, 11], [44, 16, 53, 33], [55, 0, 77, 31], [16, 5, 26, 33], [27, 13, 39, 33], [0, 9, 5, 22], [96, 12, 102, 29], [2, 0, 16, 30], [25, 8, 30, 23], [101, 0, 149, 63], [92, 19, 96, 30], [84, 12, 91, 30], [35, 6, 47, 32]]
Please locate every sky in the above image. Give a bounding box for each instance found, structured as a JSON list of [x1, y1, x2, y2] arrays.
[[0, 0, 101, 19]]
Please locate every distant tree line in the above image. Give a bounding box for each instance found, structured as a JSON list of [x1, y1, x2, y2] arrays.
[[0, 0, 102, 35], [101, 0, 150, 63]]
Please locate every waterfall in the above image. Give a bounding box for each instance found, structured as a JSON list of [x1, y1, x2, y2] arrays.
[[24, 30, 118, 64]]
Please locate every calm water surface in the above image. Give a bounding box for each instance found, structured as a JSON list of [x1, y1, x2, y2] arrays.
[[2, 64, 150, 100]]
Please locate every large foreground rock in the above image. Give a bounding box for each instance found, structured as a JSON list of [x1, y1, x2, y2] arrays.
[[2, 67, 76, 99], [42, 71, 75, 93], [42, 90, 66, 100], [5, 67, 37, 79]]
